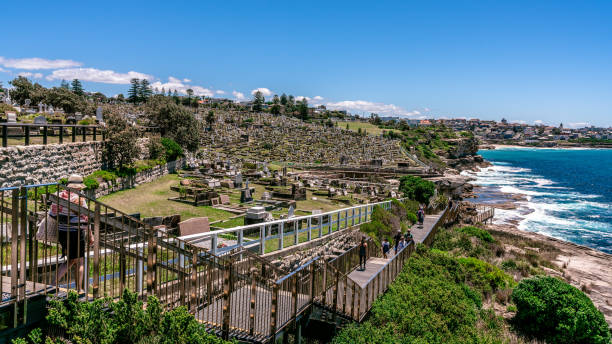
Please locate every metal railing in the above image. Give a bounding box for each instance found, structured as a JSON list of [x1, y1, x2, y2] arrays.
[[0, 123, 102, 147], [178, 199, 400, 256]]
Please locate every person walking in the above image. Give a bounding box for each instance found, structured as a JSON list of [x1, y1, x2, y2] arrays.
[[393, 230, 402, 254], [404, 229, 413, 244], [417, 207, 425, 227], [49, 175, 94, 291], [359, 237, 368, 270], [397, 237, 407, 252], [382, 238, 390, 259]]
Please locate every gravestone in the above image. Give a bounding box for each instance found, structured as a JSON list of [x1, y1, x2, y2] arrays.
[[38, 102, 43, 113], [6, 112, 17, 123], [178, 217, 210, 236], [288, 205, 295, 218], [34, 115, 47, 125], [219, 194, 230, 205], [96, 106, 103, 123], [24, 99, 31, 107], [240, 187, 253, 203]]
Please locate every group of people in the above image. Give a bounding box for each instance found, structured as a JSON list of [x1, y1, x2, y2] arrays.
[[358, 228, 415, 270]]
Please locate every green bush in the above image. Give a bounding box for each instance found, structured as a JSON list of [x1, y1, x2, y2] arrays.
[[399, 175, 435, 203], [406, 212, 417, 225], [512, 276, 610, 344], [458, 257, 514, 295], [161, 137, 184, 161], [83, 176, 99, 190], [39, 289, 232, 344], [333, 249, 504, 343], [147, 136, 166, 160], [458, 226, 494, 243]]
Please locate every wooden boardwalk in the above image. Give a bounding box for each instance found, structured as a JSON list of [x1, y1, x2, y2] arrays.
[[410, 214, 442, 244]]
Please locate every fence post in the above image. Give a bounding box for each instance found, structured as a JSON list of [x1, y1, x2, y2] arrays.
[[292, 274, 298, 321], [93, 204, 101, 298], [310, 263, 316, 301], [71, 126, 76, 142], [24, 126, 30, 145], [270, 283, 279, 336], [191, 248, 198, 311], [19, 187, 27, 324], [93, 127, 97, 141], [11, 189, 19, 327], [259, 225, 266, 254], [2, 125, 7, 147], [278, 222, 284, 250], [249, 274, 257, 336], [147, 230, 157, 296], [43, 126, 48, 145], [332, 269, 339, 312], [81, 126, 86, 142], [222, 260, 232, 340], [59, 127, 63, 144]]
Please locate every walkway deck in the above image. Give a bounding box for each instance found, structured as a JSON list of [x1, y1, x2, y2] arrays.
[[346, 213, 441, 290], [410, 214, 442, 243]]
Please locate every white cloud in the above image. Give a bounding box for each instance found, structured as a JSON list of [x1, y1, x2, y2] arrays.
[[183, 78, 191, 83], [233, 91, 246, 101], [313, 96, 324, 101], [18, 72, 43, 79], [47, 68, 153, 84], [424, 107, 431, 112], [0, 56, 82, 70], [215, 90, 225, 95], [533, 120, 545, 125], [250, 87, 273, 97], [0, 67, 10, 73], [295, 96, 310, 102], [150, 76, 213, 97], [567, 122, 590, 128], [325, 100, 422, 118]]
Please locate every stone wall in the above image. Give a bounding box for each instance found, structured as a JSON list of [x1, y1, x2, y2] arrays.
[[0, 138, 151, 188], [0, 141, 104, 188]]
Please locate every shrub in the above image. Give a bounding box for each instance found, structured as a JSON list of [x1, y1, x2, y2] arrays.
[[37, 289, 232, 344], [458, 226, 495, 243], [399, 175, 435, 203], [161, 137, 183, 161], [406, 212, 418, 225], [147, 136, 166, 160], [83, 176, 99, 190], [103, 113, 141, 170], [458, 257, 514, 295], [512, 276, 610, 344]]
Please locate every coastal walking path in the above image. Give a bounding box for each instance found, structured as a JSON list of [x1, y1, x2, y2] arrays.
[[347, 213, 442, 288]]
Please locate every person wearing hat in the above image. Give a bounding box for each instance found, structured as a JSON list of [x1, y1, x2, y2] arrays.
[[48, 174, 93, 291]]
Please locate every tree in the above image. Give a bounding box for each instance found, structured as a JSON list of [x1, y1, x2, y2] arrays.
[[139, 79, 152, 101], [128, 78, 140, 104], [399, 176, 435, 204], [147, 96, 200, 152], [272, 95, 280, 104], [116, 94, 125, 102], [280, 93, 288, 105], [71, 79, 84, 96], [270, 103, 281, 115], [298, 98, 309, 120], [60, 79, 70, 89], [45, 87, 83, 114], [288, 95, 295, 105], [253, 91, 264, 112], [102, 113, 141, 170], [206, 110, 215, 128]]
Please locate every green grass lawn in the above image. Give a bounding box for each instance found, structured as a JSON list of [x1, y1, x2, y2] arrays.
[[338, 121, 400, 136], [98, 174, 234, 222]]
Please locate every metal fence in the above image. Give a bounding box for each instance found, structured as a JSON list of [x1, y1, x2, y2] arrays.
[[0, 123, 102, 147]]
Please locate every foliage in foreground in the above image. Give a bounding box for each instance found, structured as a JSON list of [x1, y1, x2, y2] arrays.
[[359, 199, 418, 246], [13, 290, 231, 344], [512, 276, 610, 344], [333, 247, 508, 344]]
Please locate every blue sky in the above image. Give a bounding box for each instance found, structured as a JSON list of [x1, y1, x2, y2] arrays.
[[2, 1, 611, 127]]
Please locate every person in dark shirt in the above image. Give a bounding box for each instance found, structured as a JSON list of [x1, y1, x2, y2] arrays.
[[393, 230, 402, 254], [382, 238, 390, 258], [359, 237, 368, 270]]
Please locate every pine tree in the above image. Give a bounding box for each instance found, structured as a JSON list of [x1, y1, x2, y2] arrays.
[[71, 79, 84, 96], [298, 98, 309, 120], [280, 93, 288, 105], [139, 79, 152, 102], [253, 91, 264, 112], [128, 78, 140, 104], [288, 95, 295, 105], [60, 79, 70, 89], [273, 95, 280, 104]]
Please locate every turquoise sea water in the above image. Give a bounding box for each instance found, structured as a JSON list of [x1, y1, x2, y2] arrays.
[[463, 147, 612, 254]]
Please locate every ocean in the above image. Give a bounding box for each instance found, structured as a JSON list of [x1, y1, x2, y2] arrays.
[[462, 147, 612, 254]]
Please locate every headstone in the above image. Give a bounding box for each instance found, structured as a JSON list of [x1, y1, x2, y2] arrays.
[[240, 188, 253, 203], [48, 105, 54, 114], [288, 205, 295, 218], [178, 217, 210, 236], [34, 115, 47, 125], [219, 194, 230, 205], [312, 209, 322, 215], [6, 112, 17, 123], [261, 191, 271, 200], [38, 102, 43, 113], [24, 99, 31, 107], [96, 106, 103, 122]]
